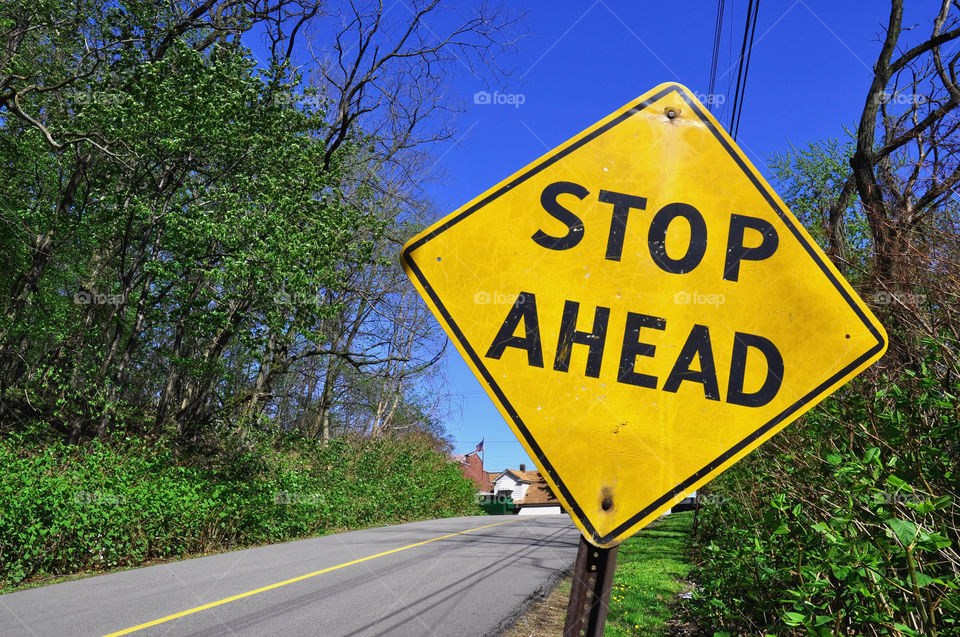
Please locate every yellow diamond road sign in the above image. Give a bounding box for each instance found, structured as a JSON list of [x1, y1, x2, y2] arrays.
[[402, 83, 887, 547]]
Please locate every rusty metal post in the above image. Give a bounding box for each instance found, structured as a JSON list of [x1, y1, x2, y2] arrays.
[[563, 534, 619, 636]]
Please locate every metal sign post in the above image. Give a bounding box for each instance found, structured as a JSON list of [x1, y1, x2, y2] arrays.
[[563, 534, 619, 637]]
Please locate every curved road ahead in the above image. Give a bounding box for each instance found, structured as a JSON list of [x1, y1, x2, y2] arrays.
[[0, 515, 580, 637]]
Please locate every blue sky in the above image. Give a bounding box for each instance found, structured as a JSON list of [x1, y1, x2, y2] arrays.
[[425, 0, 907, 472]]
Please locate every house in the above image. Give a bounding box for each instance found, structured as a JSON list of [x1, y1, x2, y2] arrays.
[[490, 464, 565, 515], [451, 451, 491, 491]]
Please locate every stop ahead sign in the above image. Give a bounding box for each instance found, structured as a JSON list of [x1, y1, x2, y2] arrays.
[[402, 83, 887, 547]]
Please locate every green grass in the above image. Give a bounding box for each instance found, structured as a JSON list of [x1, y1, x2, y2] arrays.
[[605, 511, 695, 636]]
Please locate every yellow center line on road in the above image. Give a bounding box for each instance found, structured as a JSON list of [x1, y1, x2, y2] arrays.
[[102, 518, 520, 636]]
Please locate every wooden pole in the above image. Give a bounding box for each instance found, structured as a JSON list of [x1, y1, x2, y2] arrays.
[[563, 534, 619, 636]]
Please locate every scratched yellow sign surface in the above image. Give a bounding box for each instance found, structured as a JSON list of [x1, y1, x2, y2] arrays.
[[402, 83, 887, 547]]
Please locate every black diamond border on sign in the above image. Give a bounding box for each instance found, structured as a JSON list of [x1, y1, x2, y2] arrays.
[[402, 84, 887, 545]]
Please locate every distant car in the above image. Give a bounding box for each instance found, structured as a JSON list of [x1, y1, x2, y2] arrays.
[[672, 492, 697, 512]]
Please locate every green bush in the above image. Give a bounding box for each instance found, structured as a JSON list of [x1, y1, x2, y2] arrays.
[[690, 361, 959, 636], [0, 432, 480, 589]]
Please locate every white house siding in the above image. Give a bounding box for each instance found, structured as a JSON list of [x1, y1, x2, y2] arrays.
[[514, 483, 529, 501], [492, 475, 512, 494], [493, 475, 529, 501]]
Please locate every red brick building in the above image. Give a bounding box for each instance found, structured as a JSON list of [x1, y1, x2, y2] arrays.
[[451, 451, 491, 491]]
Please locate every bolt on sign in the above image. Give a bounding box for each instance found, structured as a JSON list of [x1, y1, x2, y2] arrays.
[[402, 83, 887, 547]]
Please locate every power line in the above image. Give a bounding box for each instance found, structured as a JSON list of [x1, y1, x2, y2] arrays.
[[733, 0, 759, 140], [720, 0, 736, 123], [727, 0, 760, 141], [728, 0, 753, 136], [707, 0, 726, 113]]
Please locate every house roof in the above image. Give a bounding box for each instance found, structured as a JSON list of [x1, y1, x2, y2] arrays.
[[494, 468, 540, 483], [491, 468, 563, 507], [515, 474, 561, 506]]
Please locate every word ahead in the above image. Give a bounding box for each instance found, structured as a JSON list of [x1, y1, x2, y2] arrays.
[[485, 295, 782, 408]]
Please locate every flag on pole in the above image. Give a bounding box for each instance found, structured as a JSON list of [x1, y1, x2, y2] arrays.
[[475, 439, 484, 453]]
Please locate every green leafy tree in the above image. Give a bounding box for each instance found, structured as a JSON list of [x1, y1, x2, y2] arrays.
[[0, 0, 515, 442]]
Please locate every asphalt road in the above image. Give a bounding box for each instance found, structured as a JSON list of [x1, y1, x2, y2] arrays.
[[0, 515, 580, 637]]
